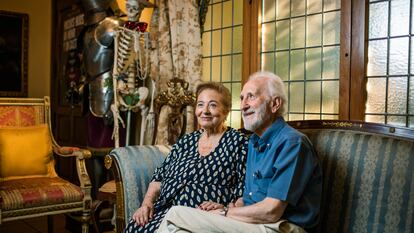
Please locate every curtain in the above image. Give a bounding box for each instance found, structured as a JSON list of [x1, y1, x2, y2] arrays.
[[148, 0, 203, 145]]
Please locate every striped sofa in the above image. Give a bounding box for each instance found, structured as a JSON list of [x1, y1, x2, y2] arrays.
[[106, 120, 414, 233]]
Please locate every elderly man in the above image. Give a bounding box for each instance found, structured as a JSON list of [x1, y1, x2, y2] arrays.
[[157, 71, 322, 233]]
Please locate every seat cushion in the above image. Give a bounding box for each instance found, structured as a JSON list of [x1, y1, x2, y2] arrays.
[[0, 124, 54, 180], [0, 177, 84, 211]]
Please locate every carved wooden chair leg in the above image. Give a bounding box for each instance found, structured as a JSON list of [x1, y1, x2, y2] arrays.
[[47, 215, 53, 233]]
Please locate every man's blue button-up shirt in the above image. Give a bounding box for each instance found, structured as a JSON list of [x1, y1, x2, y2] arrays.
[[242, 117, 322, 228]]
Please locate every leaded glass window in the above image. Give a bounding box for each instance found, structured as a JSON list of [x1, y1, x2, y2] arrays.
[[366, 0, 414, 127], [259, 0, 341, 120]]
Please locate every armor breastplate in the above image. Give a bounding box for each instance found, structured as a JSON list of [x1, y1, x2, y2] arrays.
[[82, 26, 114, 79]]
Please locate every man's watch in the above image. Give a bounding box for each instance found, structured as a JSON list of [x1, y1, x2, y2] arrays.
[[219, 206, 229, 217]]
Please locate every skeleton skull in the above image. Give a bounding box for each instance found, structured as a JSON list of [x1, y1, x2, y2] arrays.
[[126, 0, 144, 22]]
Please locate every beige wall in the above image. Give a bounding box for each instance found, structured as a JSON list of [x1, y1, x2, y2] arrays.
[[0, 0, 51, 98]]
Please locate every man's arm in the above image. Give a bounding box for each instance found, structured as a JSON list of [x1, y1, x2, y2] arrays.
[[219, 197, 287, 224]]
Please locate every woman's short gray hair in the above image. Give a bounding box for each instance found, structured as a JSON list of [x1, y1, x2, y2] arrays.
[[248, 71, 287, 116]]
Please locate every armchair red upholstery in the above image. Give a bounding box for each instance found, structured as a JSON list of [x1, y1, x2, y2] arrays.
[[0, 97, 92, 233]]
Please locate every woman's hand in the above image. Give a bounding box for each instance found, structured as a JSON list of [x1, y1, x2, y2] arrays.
[[132, 202, 154, 226], [198, 201, 224, 211]]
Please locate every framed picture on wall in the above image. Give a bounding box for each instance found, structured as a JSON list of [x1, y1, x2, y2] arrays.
[[0, 10, 29, 97]]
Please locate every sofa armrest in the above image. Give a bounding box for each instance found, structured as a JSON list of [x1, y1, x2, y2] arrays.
[[105, 145, 171, 231]]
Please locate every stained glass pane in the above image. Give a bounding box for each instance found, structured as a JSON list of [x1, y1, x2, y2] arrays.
[[390, 0, 410, 36], [212, 30, 221, 56], [232, 83, 241, 109], [306, 48, 322, 80], [411, 38, 414, 75], [324, 0, 341, 11], [230, 111, 241, 129], [222, 1, 232, 27], [276, 0, 290, 20], [323, 46, 340, 79], [322, 114, 338, 120], [234, 0, 243, 25], [262, 52, 275, 73], [202, 58, 210, 82], [305, 114, 320, 120], [305, 82, 321, 113], [202, 32, 211, 56], [262, 22, 275, 52], [387, 77, 408, 114], [389, 37, 409, 75], [410, 76, 414, 114], [233, 26, 242, 53], [222, 28, 232, 54], [289, 114, 304, 121], [222, 55, 231, 82], [366, 78, 386, 113], [212, 3, 222, 29], [291, 50, 305, 80], [387, 116, 406, 127], [365, 115, 385, 124], [292, 0, 305, 17], [307, 14, 322, 47], [232, 54, 242, 81], [322, 80, 339, 113], [367, 39, 387, 76], [308, 0, 322, 14], [276, 20, 290, 50], [204, 5, 212, 30], [263, 0, 276, 22], [291, 17, 305, 48], [290, 82, 304, 112], [369, 2, 389, 39], [211, 57, 221, 82], [323, 11, 340, 45], [276, 51, 289, 81]]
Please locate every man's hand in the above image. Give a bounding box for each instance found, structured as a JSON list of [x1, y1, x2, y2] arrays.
[[197, 201, 224, 211], [132, 202, 154, 226], [209, 208, 225, 215]]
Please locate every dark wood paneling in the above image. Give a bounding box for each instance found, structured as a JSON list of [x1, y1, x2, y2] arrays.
[[349, 0, 368, 120], [339, 0, 351, 120]]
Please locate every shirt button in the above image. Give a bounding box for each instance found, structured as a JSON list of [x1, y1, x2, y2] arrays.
[[249, 192, 252, 196], [267, 144, 270, 147]]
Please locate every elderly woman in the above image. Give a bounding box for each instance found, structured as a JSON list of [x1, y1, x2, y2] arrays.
[[124, 82, 248, 233]]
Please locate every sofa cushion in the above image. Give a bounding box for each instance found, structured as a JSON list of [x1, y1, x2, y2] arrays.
[[0, 124, 54, 180], [0, 177, 84, 211]]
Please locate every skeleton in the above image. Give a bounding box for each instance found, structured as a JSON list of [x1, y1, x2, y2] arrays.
[[111, 0, 153, 147]]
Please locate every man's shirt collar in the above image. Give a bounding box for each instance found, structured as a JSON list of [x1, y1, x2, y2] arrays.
[[250, 117, 285, 152]]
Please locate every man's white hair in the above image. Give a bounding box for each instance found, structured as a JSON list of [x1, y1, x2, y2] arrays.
[[248, 71, 287, 116]]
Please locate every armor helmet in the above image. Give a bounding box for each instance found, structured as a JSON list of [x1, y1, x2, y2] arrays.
[[81, 0, 112, 25]]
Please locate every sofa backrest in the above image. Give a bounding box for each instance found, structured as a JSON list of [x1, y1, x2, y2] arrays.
[[290, 120, 414, 233]]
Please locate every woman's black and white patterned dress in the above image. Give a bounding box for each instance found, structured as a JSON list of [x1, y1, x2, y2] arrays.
[[124, 127, 248, 233]]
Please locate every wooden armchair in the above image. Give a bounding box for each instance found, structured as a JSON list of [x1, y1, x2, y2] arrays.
[[0, 97, 92, 233]]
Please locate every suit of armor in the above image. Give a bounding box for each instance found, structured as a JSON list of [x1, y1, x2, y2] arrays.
[[80, 0, 123, 118]]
